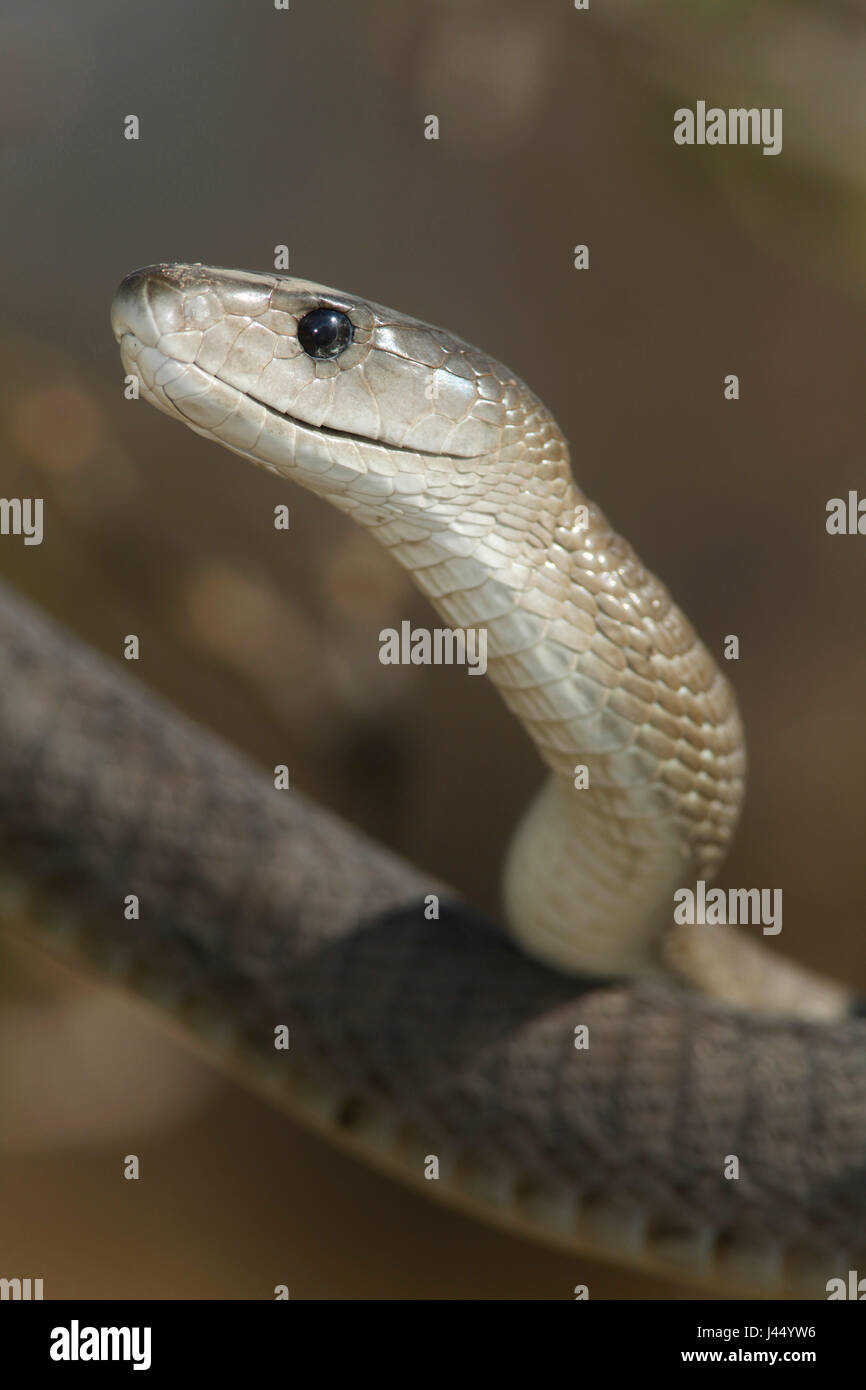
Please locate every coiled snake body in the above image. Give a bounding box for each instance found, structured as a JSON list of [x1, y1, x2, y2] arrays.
[[3, 263, 853, 1297]]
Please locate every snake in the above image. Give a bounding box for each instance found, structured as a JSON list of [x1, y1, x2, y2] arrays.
[[1, 262, 863, 1298], [111, 263, 852, 1022]]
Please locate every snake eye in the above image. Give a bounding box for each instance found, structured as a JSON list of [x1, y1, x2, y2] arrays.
[[297, 307, 354, 359]]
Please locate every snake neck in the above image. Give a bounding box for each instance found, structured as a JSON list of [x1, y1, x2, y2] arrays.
[[367, 464, 746, 977], [337, 449, 848, 1013]]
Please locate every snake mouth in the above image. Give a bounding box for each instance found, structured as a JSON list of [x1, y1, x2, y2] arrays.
[[237, 384, 486, 462], [118, 333, 487, 472]]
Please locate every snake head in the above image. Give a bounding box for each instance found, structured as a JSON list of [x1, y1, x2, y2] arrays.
[[111, 264, 566, 526]]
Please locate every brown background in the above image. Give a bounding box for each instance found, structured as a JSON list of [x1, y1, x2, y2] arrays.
[[0, 0, 864, 1299]]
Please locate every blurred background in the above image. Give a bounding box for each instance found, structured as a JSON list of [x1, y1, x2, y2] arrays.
[[0, 0, 864, 1299]]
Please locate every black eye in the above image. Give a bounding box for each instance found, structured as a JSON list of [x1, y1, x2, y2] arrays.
[[297, 307, 354, 359]]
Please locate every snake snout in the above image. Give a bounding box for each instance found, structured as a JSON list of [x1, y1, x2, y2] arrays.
[[111, 267, 158, 347], [111, 263, 205, 348]]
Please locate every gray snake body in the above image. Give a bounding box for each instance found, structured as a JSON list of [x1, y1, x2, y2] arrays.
[[3, 579, 866, 1297]]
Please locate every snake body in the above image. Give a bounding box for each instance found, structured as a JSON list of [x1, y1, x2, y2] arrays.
[[3, 264, 861, 1299], [4, 579, 866, 1299]]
